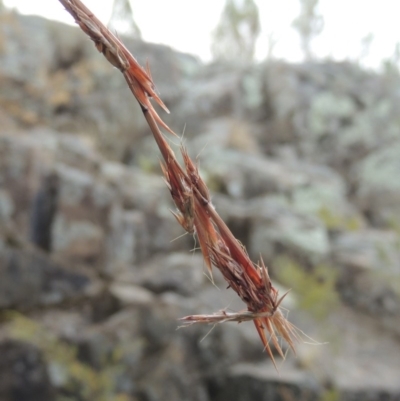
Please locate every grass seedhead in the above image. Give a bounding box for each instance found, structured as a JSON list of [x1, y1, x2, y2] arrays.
[[58, 0, 300, 368]]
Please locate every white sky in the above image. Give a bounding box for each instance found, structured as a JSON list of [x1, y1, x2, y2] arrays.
[[3, 0, 400, 68]]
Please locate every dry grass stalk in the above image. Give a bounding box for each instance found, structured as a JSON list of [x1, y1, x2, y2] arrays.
[[58, 0, 299, 368]]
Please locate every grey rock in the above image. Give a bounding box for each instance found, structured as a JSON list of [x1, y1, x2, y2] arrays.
[[0, 340, 55, 401], [211, 193, 331, 264], [138, 336, 209, 401], [109, 283, 154, 306], [214, 362, 321, 401], [0, 247, 90, 309], [100, 163, 165, 211], [103, 165, 190, 262], [352, 141, 400, 226], [288, 162, 349, 217], [0, 12, 200, 160], [146, 207, 189, 255], [201, 149, 305, 199], [263, 61, 400, 171], [201, 147, 359, 232], [52, 213, 105, 261], [247, 196, 330, 263], [333, 229, 400, 274], [188, 117, 260, 157], [55, 133, 101, 174], [106, 206, 150, 272], [29, 172, 59, 252], [177, 64, 242, 126], [0, 189, 14, 224], [308, 91, 357, 140], [118, 252, 204, 297], [37, 310, 89, 344], [319, 307, 400, 401], [333, 230, 400, 334], [55, 163, 94, 207]]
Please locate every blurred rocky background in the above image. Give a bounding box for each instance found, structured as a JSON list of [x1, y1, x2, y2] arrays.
[[1, 1, 400, 400]]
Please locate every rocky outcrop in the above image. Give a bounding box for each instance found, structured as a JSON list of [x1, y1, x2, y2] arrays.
[[1, 9, 400, 401]]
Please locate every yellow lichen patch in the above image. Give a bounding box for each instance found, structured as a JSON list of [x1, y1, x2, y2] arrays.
[[321, 388, 340, 401], [318, 206, 362, 232], [275, 256, 340, 320], [4, 312, 129, 401]]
